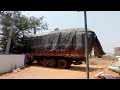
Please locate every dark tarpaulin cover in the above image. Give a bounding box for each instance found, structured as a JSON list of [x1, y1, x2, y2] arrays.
[[30, 28, 105, 56]]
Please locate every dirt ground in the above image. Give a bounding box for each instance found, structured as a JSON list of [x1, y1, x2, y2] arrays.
[[0, 57, 120, 79]]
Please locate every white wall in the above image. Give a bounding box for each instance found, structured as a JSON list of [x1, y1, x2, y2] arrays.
[[0, 55, 25, 74]]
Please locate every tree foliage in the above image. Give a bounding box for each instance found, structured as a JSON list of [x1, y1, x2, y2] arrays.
[[0, 11, 48, 54]]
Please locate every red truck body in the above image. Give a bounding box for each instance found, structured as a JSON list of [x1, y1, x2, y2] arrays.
[[31, 51, 84, 58]]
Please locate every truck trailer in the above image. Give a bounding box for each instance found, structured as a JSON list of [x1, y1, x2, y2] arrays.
[[27, 28, 105, 69]]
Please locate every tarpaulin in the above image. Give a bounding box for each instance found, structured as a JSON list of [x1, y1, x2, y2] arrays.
[[30, 28, 105, 56]]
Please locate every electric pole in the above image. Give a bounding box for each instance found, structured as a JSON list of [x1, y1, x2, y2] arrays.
[[5, 11, 16, 54], [84, 11, 89, 79]]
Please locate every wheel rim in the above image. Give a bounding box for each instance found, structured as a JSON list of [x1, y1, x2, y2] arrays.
[[47, 59, 56, 67], [60, 62, 65, 67], [58, 59, 67, 69]]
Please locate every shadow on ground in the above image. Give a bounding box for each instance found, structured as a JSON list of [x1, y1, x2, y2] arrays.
[[69, 65, 99, 72], [31, 63, 99, 72]]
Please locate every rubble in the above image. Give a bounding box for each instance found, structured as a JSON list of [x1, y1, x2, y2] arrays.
[[13, 68, 21, 73], [95, 72, 117, 79]]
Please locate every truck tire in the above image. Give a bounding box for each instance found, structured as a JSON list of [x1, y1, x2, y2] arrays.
[[47, 59, 57, 67], [58, 59, 68, 69], [41, 59, 47, 66]]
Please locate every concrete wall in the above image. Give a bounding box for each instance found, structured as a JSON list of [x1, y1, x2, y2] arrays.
[[0, 55, 25, 74]]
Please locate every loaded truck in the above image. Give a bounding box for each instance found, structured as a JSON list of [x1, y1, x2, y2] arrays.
[[26, 28, 105, 69]]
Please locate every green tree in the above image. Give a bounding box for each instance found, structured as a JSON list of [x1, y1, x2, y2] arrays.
[[0, 11, 48, 54]]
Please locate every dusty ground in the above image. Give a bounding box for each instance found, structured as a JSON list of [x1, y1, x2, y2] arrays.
[[0, 57, 120, 79]]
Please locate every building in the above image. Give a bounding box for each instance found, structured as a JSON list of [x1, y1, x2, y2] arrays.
[[114, 47, 120, 56]]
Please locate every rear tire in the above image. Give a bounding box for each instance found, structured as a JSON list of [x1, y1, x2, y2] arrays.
[[41, 59, 47, 66], [58, 59, 68, 69], [47, 59, 57, 67]]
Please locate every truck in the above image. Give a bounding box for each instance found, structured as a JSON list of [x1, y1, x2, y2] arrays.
[[26, 28, 105, 69]]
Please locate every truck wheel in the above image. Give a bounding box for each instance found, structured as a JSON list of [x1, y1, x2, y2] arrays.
[[41, 59, 47, 66], [48, 59, 57, 67], [58, 59, 68, 69]]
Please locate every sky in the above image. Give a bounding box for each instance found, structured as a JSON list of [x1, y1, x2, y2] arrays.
[[21, 11, 120, 54]]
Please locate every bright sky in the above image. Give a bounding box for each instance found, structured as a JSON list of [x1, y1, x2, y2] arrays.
[[21, 11, 120, 54]]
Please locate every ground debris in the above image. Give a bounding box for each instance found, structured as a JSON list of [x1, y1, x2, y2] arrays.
[[13, 68, 21, 73], [95, 72, 117, 79]]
